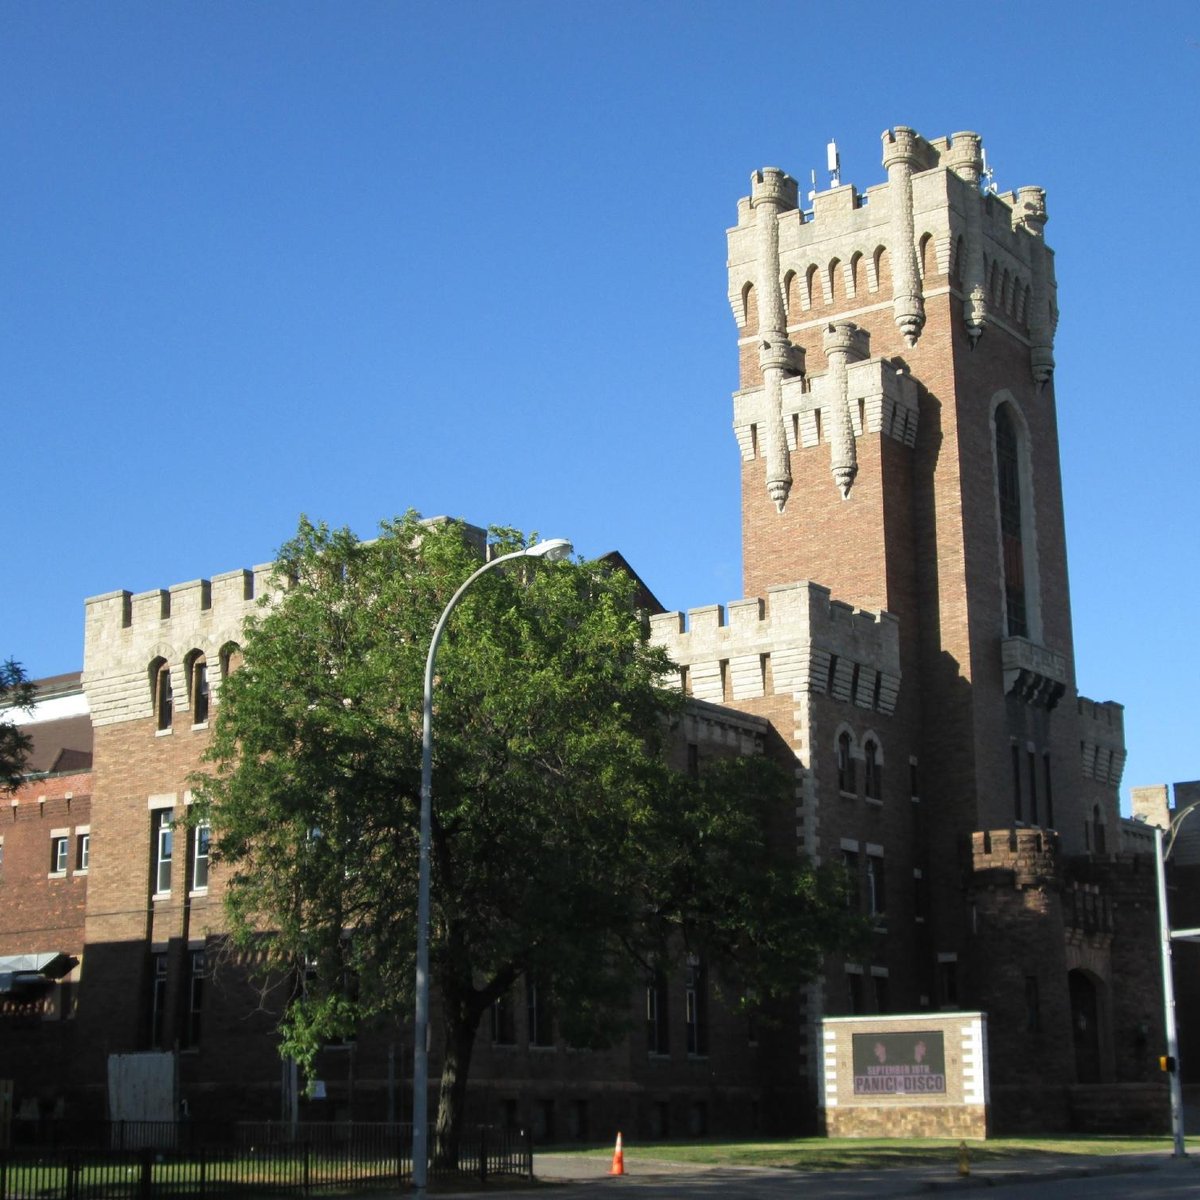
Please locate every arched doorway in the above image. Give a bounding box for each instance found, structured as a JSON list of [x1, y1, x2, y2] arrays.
[[1069, 969, 1102, 1083]]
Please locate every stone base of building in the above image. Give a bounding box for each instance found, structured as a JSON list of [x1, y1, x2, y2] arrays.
[[824, 1103, 986, 1139]]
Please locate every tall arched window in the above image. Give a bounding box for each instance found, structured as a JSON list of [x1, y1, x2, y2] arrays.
[[150, 657, 173, 731], [995, 404, 1028, 638], [864, 739, 882, 801], [837, 732, 856, 794], [185, 651, 209, 725]]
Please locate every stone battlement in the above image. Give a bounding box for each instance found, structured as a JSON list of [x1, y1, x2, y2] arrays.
[[82, 565, 278, 728], [1077, 697, 1126, 787], [733, 354, 919, 462], [728, 127, 1056, 375], [649, 581, 900, 714], [971, 827, 1060, 885]]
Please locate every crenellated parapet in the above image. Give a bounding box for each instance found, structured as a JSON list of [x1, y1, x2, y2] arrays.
[[649, 581, 900, 714], [83, 564, 278, 728], [732, 348, 919, 473], [971, 827, 1060, 888], [1076, 697, 1126, 787], [727, 128, 1057, 412]]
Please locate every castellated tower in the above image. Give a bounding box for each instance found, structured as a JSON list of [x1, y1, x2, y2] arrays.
[[651, 127, 1161, 1127]]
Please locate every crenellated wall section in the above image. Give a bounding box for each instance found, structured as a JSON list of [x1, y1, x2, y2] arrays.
[[82, 566, 279, 728], [649, 581, 900, 715]]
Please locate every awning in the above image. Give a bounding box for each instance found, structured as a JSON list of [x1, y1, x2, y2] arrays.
[[0, 951, 78, 993]]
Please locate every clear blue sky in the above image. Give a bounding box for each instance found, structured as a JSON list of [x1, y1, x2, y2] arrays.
[[4, 3, 1197, 806]]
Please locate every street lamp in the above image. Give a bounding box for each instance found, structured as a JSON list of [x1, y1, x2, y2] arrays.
[[411, 538, 573, 1198], [1155, 800, 1199, 1158]]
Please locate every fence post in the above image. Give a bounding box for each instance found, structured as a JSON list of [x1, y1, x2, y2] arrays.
[[525, 1124, 533, 1178], [139, 1148, 153, 1200], [479, 1124, 488, 1184], [66, 1158, 79, 1200], [303, 1142, 311, 1196], [198, 1146, 207, 1199]]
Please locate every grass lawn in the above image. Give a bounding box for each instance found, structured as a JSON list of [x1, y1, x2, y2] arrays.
[[541, 1134, 1199, 1171]]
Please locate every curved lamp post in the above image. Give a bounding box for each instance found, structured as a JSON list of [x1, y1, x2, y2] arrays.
[[1155, 800, 1199, 1158], [411, 538, 573, 1198]]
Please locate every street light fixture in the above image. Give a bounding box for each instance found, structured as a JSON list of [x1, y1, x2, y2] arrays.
[[1155, 800, 1199, 1158], [411, 538, 573, 1198]]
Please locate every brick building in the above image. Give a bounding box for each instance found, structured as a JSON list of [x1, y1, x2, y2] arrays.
[[648, 127, 1163, 1131], [0, 125, 1168, 1135]]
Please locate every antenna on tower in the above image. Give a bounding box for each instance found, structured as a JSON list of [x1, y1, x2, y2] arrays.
[[981, 146, 998, 195], [827, 139, 841, 189], [808, 169, 818, 205]]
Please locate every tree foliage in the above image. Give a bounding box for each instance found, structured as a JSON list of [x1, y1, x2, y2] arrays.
[[193, 513, 859, 1154], [0, 659, 36, 793]]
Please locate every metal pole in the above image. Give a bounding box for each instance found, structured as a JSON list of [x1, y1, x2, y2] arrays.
[[411, 541, 570, 1199], [1154, 824, 1186, 1158]]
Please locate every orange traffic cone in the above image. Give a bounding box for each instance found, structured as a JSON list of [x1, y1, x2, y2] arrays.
[[608, 1131, 625, 1176]]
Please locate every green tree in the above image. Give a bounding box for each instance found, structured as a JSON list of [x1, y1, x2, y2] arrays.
[[1, 659, 36, 793], [193, 513, 858, 1160]]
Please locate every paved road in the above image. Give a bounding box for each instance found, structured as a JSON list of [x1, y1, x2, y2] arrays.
[[420, 1151, 1200, 1199]]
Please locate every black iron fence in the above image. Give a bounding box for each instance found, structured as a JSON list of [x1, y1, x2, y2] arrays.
[[0, 1121, 533, 1198]]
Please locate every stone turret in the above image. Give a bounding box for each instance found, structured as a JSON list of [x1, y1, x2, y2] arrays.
[[880, 126, 931, 346], [750, 168, 803, 512]]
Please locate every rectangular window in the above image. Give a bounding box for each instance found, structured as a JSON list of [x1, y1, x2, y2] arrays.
[[192, 822, 211, 891], [1027, 750, 1039, 824], [938, 957, 959, 1008], [913, 868, 927, 923], [150, 953, 168, 1048], [866, 854, 886, 917], [77, 832, 90, 872], [1043, 754, 1054, 829], [51, 836, 69, 874], [1011, 744, 1022, 822], [646, 971, 669, 1055], [491, 990, 516, 1046], [685, 958, 707, 1056], [842, 848, 860, 910], [846, 969, 864, 1015], [154, 810, 173, 894], [872, 972, 889, 1015], [186, 950, 206, 1047], [527, 977, 554, 1047]]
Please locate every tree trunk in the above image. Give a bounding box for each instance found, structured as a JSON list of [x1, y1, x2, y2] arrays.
[[433, 1004, 479, 1169]]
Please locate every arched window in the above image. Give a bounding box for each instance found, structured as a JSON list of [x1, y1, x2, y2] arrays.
[[805, 264, 819, 310], [220, 642, 243, 681], [872, 245, 889, 293], [919, 233, 935, 281], [185, 651, 210, 725], [783, 270, 799, 318], [828, 258, 842, 305], [864, 739, 882, 800], [837, 731, 856, 794], [150, 657, 173, 731], [995, 404, 1028, 638], [740, 282, 758, 333]]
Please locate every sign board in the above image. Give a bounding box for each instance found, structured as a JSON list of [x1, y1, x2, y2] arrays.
[[851, 1030, 946, 1095]]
